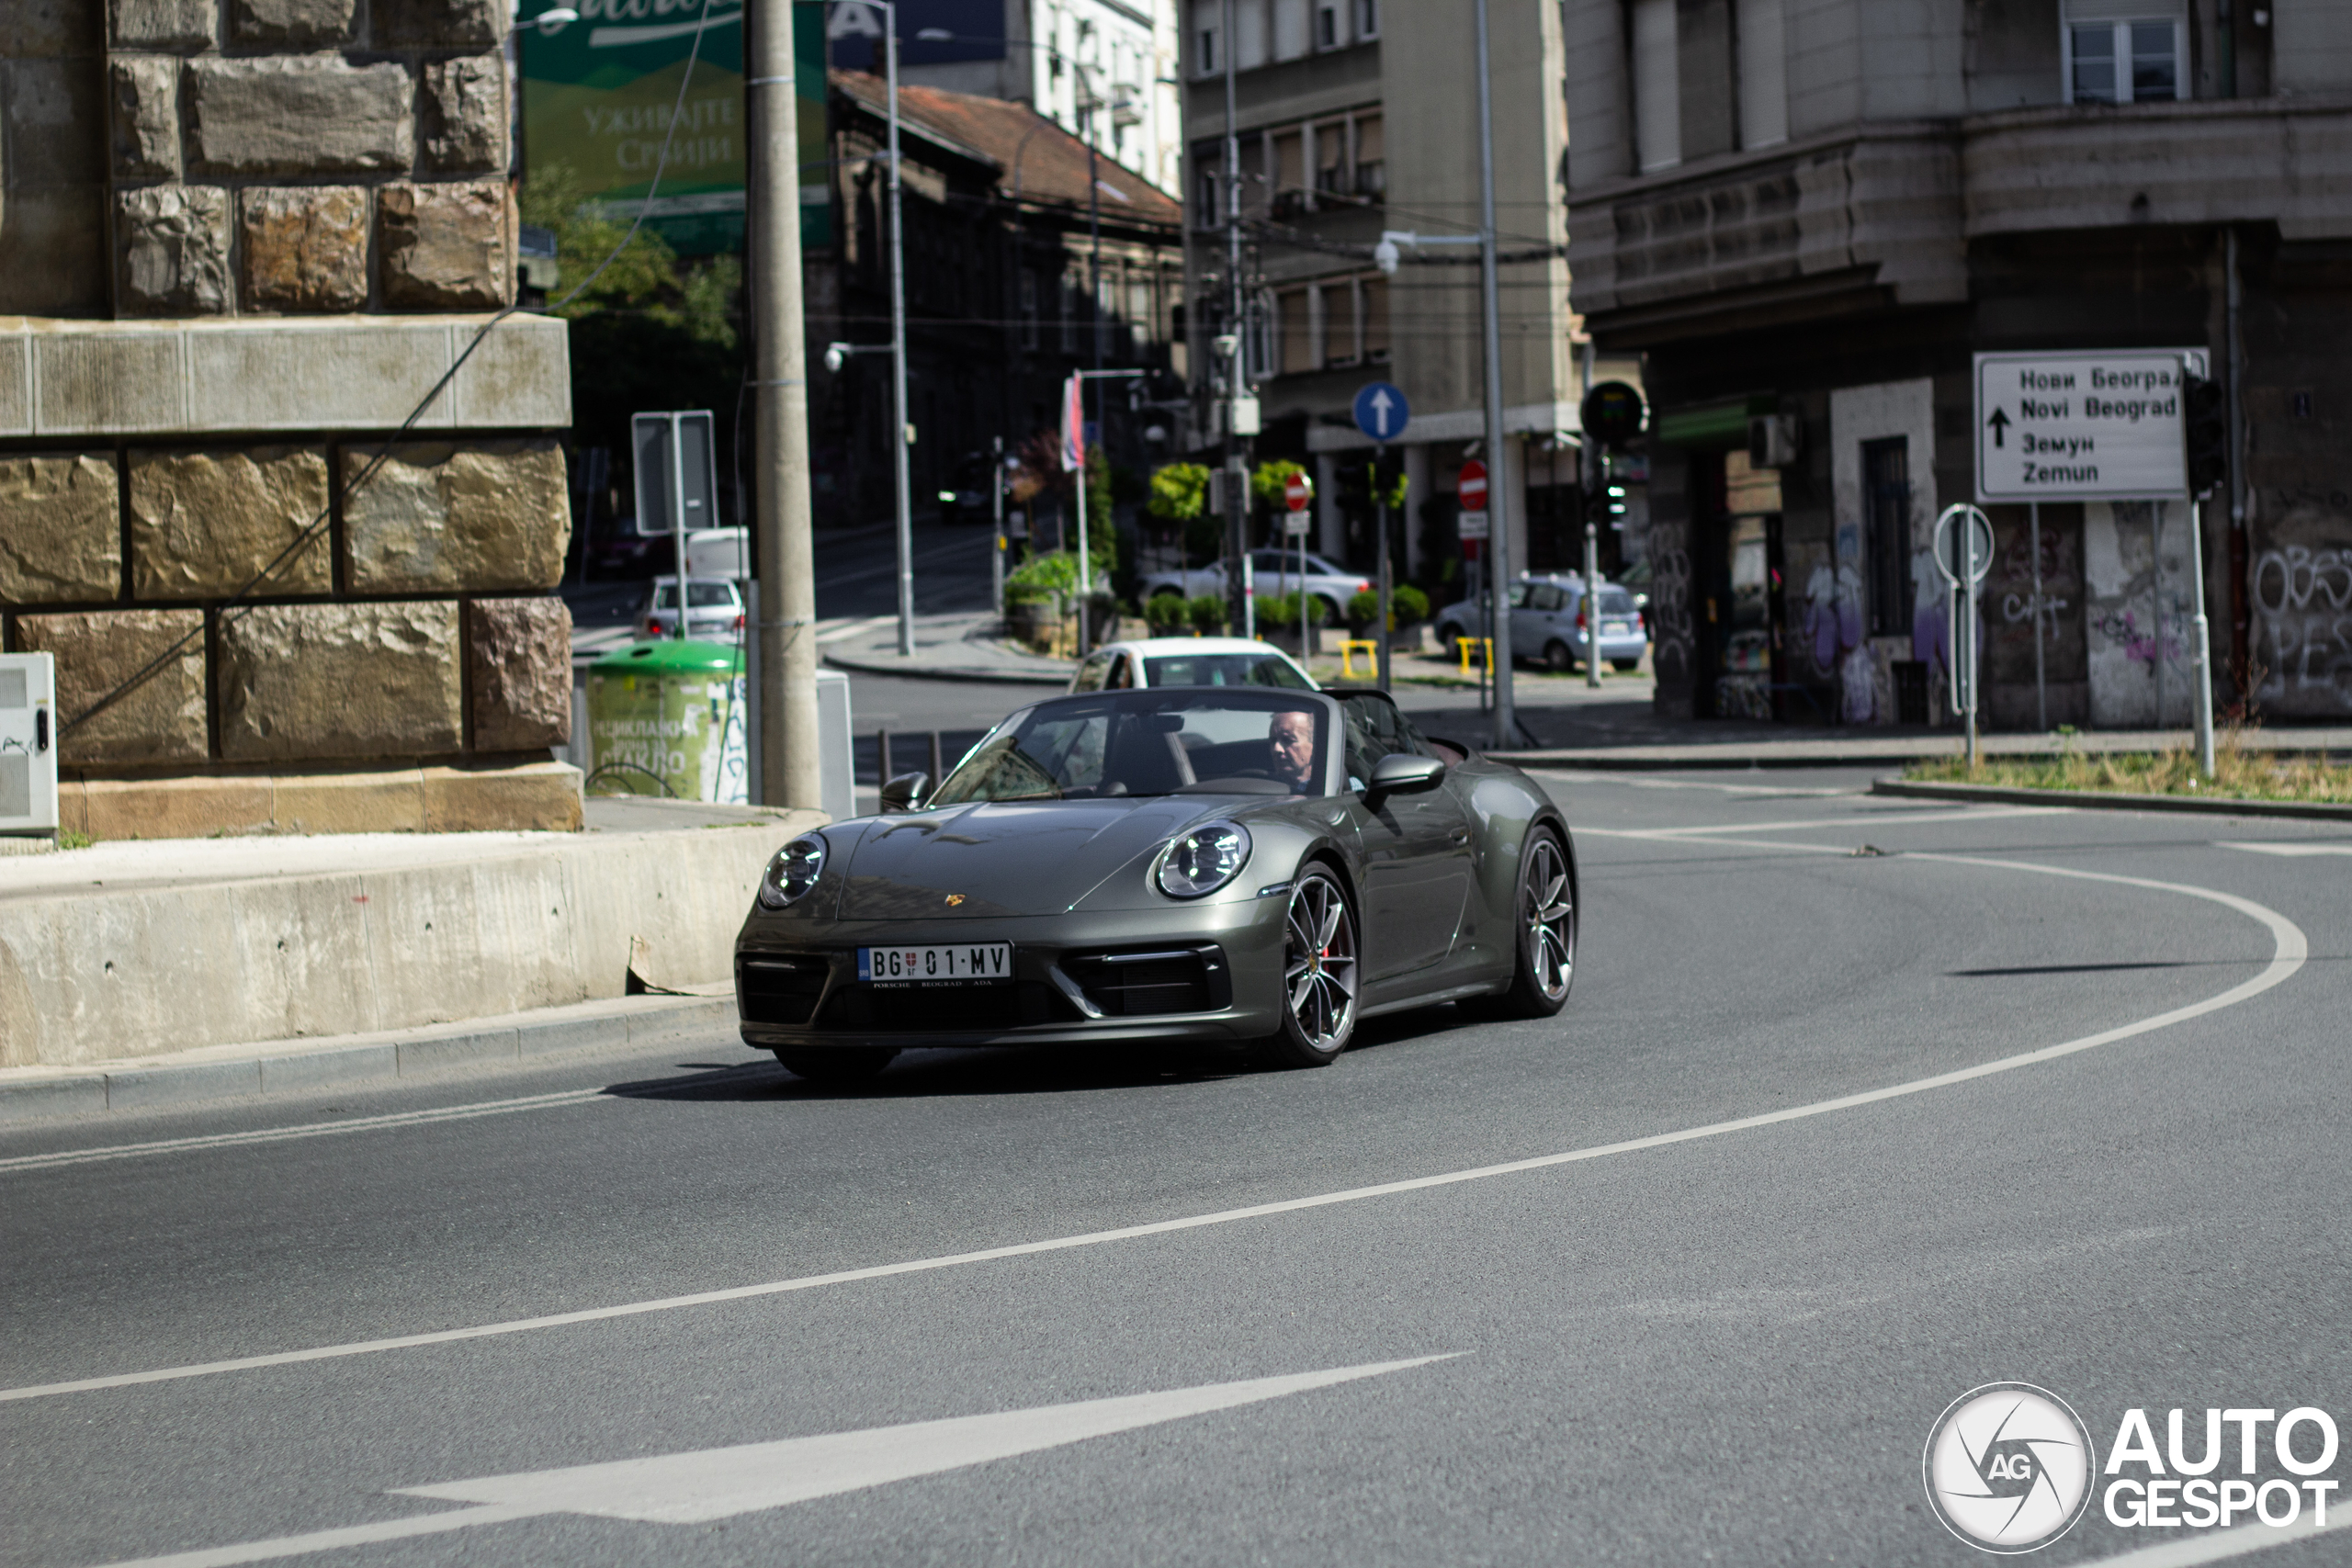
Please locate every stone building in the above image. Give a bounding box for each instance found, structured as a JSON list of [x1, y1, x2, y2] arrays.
[[814, 70, 1185, 529], [1, 0, 576, 838], [1181, 0, 1646, 590], [1564, 0, 2352, 728]]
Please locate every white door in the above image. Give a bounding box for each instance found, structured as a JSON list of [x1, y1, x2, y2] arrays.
[[0, 653, 59, 833]]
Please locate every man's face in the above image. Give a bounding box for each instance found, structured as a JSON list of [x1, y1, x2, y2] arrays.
[[1269, 712, 1316, 790]]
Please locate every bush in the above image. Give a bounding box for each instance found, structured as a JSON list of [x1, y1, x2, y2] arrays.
[[1006, 550, 1079, 600], [1186, 594, 1226, 636], [1256, 595, 1295, 629], [1145, 592, 1189, 632], [1345, 583, 1430, 628]]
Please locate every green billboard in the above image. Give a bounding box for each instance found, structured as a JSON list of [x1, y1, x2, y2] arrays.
[[519, 0, 829, 257]]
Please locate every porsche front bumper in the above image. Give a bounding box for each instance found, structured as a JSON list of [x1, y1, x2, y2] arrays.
[[734, 895, 1292, 1052]]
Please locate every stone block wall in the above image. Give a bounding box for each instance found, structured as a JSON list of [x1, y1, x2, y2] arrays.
[[0, 0, 578, 836]]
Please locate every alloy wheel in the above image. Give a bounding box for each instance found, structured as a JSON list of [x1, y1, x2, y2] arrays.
[[1283, 869, 1359, 1055], [1523, 834, 1575, 1001]]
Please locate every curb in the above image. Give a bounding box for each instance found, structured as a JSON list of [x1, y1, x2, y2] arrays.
[[822, 645, 1073, 685], [0, 993, 740, 1126], [1502, 748, 1956, 771], [1870, 777, 2352, 820]]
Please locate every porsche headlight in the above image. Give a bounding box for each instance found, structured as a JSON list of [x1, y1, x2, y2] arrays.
[[758, 834, 828, 909], [1155, 822, 1251, 899]]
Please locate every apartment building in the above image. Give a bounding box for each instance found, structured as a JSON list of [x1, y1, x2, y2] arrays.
[[1182, 0, 1634, 587], [1564, 0, 2352, 728], [852, 0, 1189, 200]]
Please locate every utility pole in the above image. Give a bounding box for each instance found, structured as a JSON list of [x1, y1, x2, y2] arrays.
[[1221, 0, 1250, 638], [1474, 0, 1515, 749], [884, 7, 917, 656], [748, 0, 818, 808]]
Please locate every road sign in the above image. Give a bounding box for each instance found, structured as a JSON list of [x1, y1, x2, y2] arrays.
[[1931, 505, 1995, 589], [1457, 460, 1487, 512], [1456, 458, 1488, 539], [1283, 513, 1311, 536], [632, 411, 719, 538], [1284, 471, 1313, 511], [1580, 380, 1645, 447], [1352, 381, 1410, 442], [1973, 350, 2209, 503]]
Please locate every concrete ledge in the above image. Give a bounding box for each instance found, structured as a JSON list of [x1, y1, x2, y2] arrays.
[[0, 313, 570, 436], [0, 807, 819, 1068], [0, 993, 739, 1124], [57, 760, 585, 840], [1871, 777, 2352, 820]]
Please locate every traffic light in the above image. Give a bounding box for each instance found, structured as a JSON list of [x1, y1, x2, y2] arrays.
[[2184, 375, 2227, 496]]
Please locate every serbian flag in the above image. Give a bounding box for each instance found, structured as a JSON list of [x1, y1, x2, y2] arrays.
[[1059, 373, 1083, 472]]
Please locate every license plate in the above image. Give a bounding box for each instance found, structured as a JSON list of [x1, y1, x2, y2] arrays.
[[857, 942, 1012, 986], [1602, 622, 1630, 636]]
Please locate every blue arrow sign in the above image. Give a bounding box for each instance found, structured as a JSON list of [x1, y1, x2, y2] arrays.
[[1352, 381, 1409, 442]]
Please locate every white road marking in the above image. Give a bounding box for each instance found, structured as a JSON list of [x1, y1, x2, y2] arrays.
[[0, 1089, 608, 1175], [85, 1358, 1449, 1568], [0, 856, 2302, 1407], [1530, 770, 1858, 797], [2083, 1502, 2351, 1567], [2220, 840, 2352, 856], [1620, 805, 2064, 837]]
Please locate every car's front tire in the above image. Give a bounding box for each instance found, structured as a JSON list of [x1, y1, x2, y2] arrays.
[[1466, 826, 1575, 1020], [774, 1047, 898, 1082], [1255, 864, 1359, 1068]]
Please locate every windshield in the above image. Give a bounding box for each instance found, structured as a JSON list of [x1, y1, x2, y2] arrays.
[[651, 582, 735, 610], [929, 690, 1333, 804], [1142, 653, 1314, 690]]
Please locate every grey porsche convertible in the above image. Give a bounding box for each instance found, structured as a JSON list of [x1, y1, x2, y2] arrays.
[[734, 686, 1576, 1080]]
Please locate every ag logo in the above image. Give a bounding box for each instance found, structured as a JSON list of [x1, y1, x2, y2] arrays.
[[1924, 1382, 2097, 1553]]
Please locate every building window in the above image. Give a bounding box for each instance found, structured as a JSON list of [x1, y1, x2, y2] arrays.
[[1271, 128, 1306, 218], [1192, 2, 1219, 74], [1736, 0, 1788, 149], [1362, 276, 1388, 362], [1278, 287, 1312, 375], [1862, 437, 1912, 637], [1354, 0, 1377, 39], [1323, 279, 1359, 367], [1352, 111, 1384, 197], [1316, 119, 1347, 197], [1317, 2, 1340, 48], [2065, 16, 2183, 104], [1018, 272, 1038, 350]]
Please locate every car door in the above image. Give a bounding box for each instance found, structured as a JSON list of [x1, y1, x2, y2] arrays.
[[1338, 694, 1475, 988]]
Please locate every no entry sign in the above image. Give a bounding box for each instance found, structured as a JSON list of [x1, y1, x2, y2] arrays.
[[1283, 471, 1313, 511], [1456, 459, 1489, 540]]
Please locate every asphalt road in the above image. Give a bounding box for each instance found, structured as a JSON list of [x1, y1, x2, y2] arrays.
[[6, 775, 2348, 1568]]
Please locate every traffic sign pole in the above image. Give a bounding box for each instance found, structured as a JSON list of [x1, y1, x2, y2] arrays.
[[2182, 354, 2217, 778], [1351, 381, 1411, 693], [1933, 504, 1994, 770], [1374, 446, 1391, 692], [2030, 502, 2046, 732]]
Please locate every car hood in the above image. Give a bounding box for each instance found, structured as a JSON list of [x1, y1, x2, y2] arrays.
[[832, 796, 1240, 919]]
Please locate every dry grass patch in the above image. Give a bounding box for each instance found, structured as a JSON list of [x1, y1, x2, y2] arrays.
[[1907, 732, 2352, 805]]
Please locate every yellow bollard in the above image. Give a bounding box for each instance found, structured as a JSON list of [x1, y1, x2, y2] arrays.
[[1339, 638, 1378, 680], [1454, 637, 1493, 674]]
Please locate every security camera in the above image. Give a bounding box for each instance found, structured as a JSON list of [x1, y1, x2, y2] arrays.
[[1213, 333, 1239, 360], [823, 342, 848, 374], [1373, 237, 1399, 276]]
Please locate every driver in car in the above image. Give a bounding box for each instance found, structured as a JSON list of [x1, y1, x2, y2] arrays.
[[1269, 710, 1318, 794]]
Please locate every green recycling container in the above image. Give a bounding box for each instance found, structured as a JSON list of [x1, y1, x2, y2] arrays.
[[585, 639, 748, 803]]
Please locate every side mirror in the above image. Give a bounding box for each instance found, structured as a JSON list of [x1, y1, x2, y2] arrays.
[[878, 772, 930, 814], [1366, 753, 1445, 797]]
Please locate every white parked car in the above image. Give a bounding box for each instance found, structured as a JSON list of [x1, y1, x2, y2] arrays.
[[641, 576, 746, 640], [1137, 549, 1374, 629], [1070, 637, 1318, 694]]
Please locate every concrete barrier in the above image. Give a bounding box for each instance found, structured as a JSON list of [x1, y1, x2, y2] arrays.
[[0, 810, 819, 1070]]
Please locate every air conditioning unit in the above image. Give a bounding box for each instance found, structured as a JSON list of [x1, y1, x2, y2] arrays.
[[1747, 412, 1801, 469], [0, 653, 59, 835]]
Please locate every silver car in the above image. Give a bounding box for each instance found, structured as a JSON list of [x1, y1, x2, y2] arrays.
[[1138, 549, 1374, 629], [641, 576, 746, 640], [1433, 576, 1647, 673]]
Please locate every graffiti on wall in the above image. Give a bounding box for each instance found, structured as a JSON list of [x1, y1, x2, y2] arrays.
[[2083, 501, 2197, 728], [2249, 539, 2352, 713], [1648, 533, 1693, 695]]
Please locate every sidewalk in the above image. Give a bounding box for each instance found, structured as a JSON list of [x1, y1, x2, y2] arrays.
[[823, 611, 1075, 685]]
